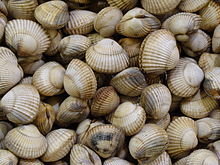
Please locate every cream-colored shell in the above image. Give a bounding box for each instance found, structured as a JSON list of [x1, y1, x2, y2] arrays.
[[87, 33, 105, 45], [147, 113, 171, 129], [19, 159, 44, 165], [103, 157, 133, 165], [198, 53, 220, 73], [19, 58, 45, 75], [20, 76, 33, 85], [0, 121, 13, 149], [142, 152, 172, 165], [0, 149, 18, 165], [106, 0, 137, 11], [209, 109, 220, 121], [208, 140, 220, 160], [179, 0, 210, 12], [212, 24, 220, 53]]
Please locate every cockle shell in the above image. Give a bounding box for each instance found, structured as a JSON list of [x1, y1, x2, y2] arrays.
[[106, 0, 137, 11], [87, 33, 105, 45], [103, 157, 134, 165], [179, 0, 210, 12], [173, 156, 189, 165], [19, 159, 44, 165], [198, 53, 220, 73], [212, 24, 220, 53], [143, 152, 172, 165], [209, 109, 220, 121], [20, 76, 33, 85], [0, 47, 19, 65], [147, 113, 171, 129], [0, 121, 13, 149], [0, 149, 18, 165]]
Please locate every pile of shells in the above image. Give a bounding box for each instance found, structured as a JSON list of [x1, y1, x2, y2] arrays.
[[1, 0, 220, 164]]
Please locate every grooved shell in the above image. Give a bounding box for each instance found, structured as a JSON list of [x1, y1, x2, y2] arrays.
[[0, 149, 18, 165], [1, 84, 40, 124], [87, 33, 105, 45], [41, 129, 76, 162], [198, 53, 220, 73], [179, 0, 210, 12], [106, 0, 137, 11], [19, 159, 44, 165], [212, 24, 220, 53], [103, 157, 133, 165], [0, 47, 19, 64], [173, 156, 189, 165], [139, 29, 179, 74], [145, 152, 172, 165], [64, 59, 97, 100], [85, 38, 129, 74], [50, 160, 68, 165], [0, 1, 8, 15], [147, 113, 171, 129], [0, 121, 13, 149], [20, 76, 33, 85], [4, 124, 47, 159]]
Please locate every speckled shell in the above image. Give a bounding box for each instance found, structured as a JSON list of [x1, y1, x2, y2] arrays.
[[209, 109, 220, 121], [147, 113, 171, 129], [116, 8, 161, 38], [41, 129, 76, 162], [179, 0, 210, 12], [85, 124, 125, 158], [0, 121, 13, 149], [103, 157, 133, 165], [0, 149, 18, 165], [86, 38, 129, 74], [1, 84, 40, 124], [65, 10, 96, 35], [70, 144, 102, 165], [4, 124, 47, 159], [64, 59, 97, 100], [166, 117, 198, 159], [139, 29, 179, 74], [19, 159, 44, 165], [106, 0, 137, 11], [208, 140, 220, 160], [198, 53, 220, 73], [5, 19, 50, 57], [212, 24, 220, 53], [144, 152, 172, 165], [87, 33, 105, 45]]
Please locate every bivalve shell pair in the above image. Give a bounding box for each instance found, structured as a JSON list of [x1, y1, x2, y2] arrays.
[[179, 0, 210, 12], [0, 149, 18, 165]]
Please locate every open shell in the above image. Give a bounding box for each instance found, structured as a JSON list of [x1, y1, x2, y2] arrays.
[[0, 149, 18, 165], [212, 24, 220, 53], [106, 0, 137, 11], [19, 159, 44, 165], [179, 0, 210, 12], [198, 53, 220, 73], [103, 157, 133, 165]]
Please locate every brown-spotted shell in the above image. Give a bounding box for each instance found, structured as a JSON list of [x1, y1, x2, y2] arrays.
[[212, 24, 220, 53], [179, 0, 210, 12], [0, 121, 13, 149], [198, 53, 220, 73], [106, 0, 137, 11], [0, 149, 18, 165], [147, 113, 171, 129], [19, 159, 44, 165], [144, 152, 172, 165], [103, 157, 134, 165]]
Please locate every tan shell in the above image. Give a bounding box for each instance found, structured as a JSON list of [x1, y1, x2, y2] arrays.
[[110, 67, 147, 97], [0, 47, 20, 65], [65, 10, 96, 35], [208, 140, 220, 160], [166, 117, 198, 159], [0, 12, 7, 42], [34, 1, 69, 29], [19, 159, 44, 165], [0, 1, 8, 15], [87, 33, 105, 45], [45, 96, 63, 115], [139, 29, 179, 74], [167, 57, 204, 97], [180, 90, 219, 119], [212, 24, 220, 53], [174, 156, 189, 165], [209, 109, 220, 121], [0, 149, 18, 165], [0, 121, 13, 149], [86, 38, 129, 74], [4, 124, 47, 159], [179, 0, 210, 12], [120, 95, 140, 104], [94, 7, 123, 37], [145, 73, 166, 85], [106, 0, 137, 11], [70, 144, 102, 165], [103, 157, 133, 165], [198, 53, 220, 73], [85, 124, 125, 158], [91, 86, 120, 117], [147, 113, 171, 129], [50, 160, 68, 165], [64, 59, 97, 100], [1, 84, 40, 124], [41, 129, 76, 162], [144, 152, 172, 165], [5, 19, 50, 57], [116, 7, 161, 38]]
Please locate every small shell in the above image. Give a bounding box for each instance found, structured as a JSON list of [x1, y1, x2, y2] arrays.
[[209, 109, 220, 121], [198, 53, 220, 73], [0, 149, 18, 165], [110, 67, 147, 97], [147, 113, 171, 129], [0, 121, 13, 149], [41, 129, 76, 162], [1, 84, 40, 124], [208, 140, 220, 160], [64, 59, 97, 100], [19, 159, 44, 165], [34, 1, 69, 29], [179, 0, 210, 12], [70, 144, 102, 165], [4, 124, 47, 159], [106, 0, 137, 11], [103, 157, 133, 165], [144, 152, 172, 165], [85, 38, 129, 74], [87, 33, 105, 45], [139, 29, 179, 74], [212, 24, 220, 53], [116, 7, 161, 38], [166, 117, 198, 159]]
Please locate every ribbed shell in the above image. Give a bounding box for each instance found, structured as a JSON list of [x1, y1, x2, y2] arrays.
[[20, 76, 33, 85], [85, 38, 129, 74], [103, 157, 133, 165], [208, 140, 220, 160], [70, 144, 102, 165], [0, 1, 8, 15], [173, 156, 189, 165], [50, 160, 68, 165], [212, 24, 220, 53], [1, 84, 40, 124], [4, 124, 47, 159], [209, 109, 220, 121], [0, 47, 19, 64], [198, 53, 220, 73], [87, 33, 105, 45], [147, 113, 171, 129], [64, 59, 97, 100], [166, 117, 198, 159], [139, 29, 179, 74], [0, 149, 18, 165], [34, 1, 69, 29], [106, 0, 137, 11], [116, 7, 161, 38], [5, 19, 50, 56], [0, 121, 13, 149], [145, 152, 172, 165], [41, 129, 76, 162], [65, 10, 96, 35], [179, 0, 210, 12], [19, 159, 44, 165]]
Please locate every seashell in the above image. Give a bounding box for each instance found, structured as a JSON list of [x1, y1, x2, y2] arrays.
[[20, 76, 33, 85], [139, 29, 179, 74], [91, 86, 120, 117], [198, 53, 220, 73], [212, 24, 220, 53], [180, 90, 219, 119], [169, 94, 182, 112], [179, 0, 210, 12], [94, 72, 108, 88], [120, 95, 140, 104], [64, 59, 97, 100], [70, 0, 91, 4], [174, 156, 189, 165], [147, 113, 171, 129], [56, 96, 90, 127], [34, 1, 69, 29], [41, 129, 76, 162], [0, 149, 18, 165], [19, 58, 45, 75], [106, 102, 146, 136], [181, 29, 211, 57], [196, 118, 220, 143], [145, 73, 166, 85], [106, 0, 137, 11], [5, 19, 50, 57], [116, 7, 161, 38], [141, 0, 181, 15], [33, 61, 65, 96], [129, 124, 168, 163], [65, 10, 97, 35], [110, 67, 147, 97], [0, 121, 13, 148], [45, 96, 63, 115], [0, 46, 19, 65], [140, 84, 172, 119], [85, 124, 125, 158], [94, 7, 123, 37], [199, 1, 220, 31], [144, 152, 172, 165], [162, 12, 201, 42], [8, 0, 38, 20], [166, 117, 198, 159], [209, 109, 220, 121], [4, 124, 47, 159], [0, 12, 7, 42], [208, 140, 220, 160], [1, 84, 40, 124], [19, 159, 44, 165], [86, 38, 129, 74], [87, 33, 105, 45], [167, 57, 204, 97], [103, 157, 134, 165], [70, 144, 102, 165], [115, 145, 129, 159], [0, 1, 8, 15], [58, 35, 91, 63], [50, 160, 68, 165]]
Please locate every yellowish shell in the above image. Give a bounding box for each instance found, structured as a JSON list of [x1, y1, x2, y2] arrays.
[[19, 159, 44, 165], [0, 149, 18, 165], [212, 24, 220, 53], [198, 53, 220, 73], [143, 152, 172, 165], [179, 0, 210, 12], [103, 157, 133, 165], [106, 0, 137, 11]]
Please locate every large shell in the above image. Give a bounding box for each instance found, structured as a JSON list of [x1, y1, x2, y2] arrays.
[[103, 157, 133, 165], [1, 84, 40, 124], [106, 0, 137, 11], [64, 59, 97, 100], [4, 124, 47, 159], [19, 159, 44, 165], [198, 53, 220, 73], [41, 129, 76, 162], [85, 38, 129, 74], [5, 19, 50, 57], [212, 24, 220, 53], [0, 121, 13, 149], [0, 149, 18, 165], [139, 29, 179, 74], [179, 0, 210, 12], [166, 117, 198, 159]]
